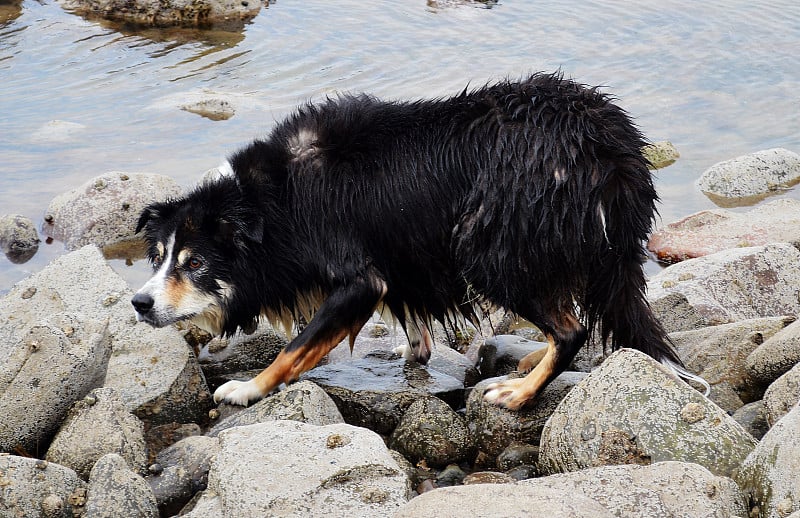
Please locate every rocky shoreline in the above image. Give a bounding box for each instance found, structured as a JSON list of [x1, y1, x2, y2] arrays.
[[1, 148, 800, 517]]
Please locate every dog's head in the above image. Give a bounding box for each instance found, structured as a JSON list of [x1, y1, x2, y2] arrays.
[[131, 177, 265, 336]]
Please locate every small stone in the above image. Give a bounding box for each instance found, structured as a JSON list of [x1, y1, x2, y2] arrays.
[[326, 433, 350, 449], [41, 494, 64, 517], [680, 402, 706, 424], [148, 463, 163, 475], [462, 471, 515, 485], [21, 287, 36, 299]]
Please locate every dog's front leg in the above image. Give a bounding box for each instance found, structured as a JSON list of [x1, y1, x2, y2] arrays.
[[213, 272, 387, 406]]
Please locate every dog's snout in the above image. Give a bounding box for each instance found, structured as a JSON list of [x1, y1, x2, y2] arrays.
[[131, 292, 154, 314]]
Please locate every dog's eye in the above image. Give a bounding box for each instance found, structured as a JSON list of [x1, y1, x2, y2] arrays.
[[188, 257, 203, 270], [151, 255, 163, 268]]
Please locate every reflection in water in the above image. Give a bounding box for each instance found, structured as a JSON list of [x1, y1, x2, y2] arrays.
[[0, 1, 22, 27]]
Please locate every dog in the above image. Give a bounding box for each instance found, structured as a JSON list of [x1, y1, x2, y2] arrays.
[[132, 72, 698, 410]]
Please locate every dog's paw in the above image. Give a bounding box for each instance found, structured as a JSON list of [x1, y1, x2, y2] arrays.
[[483, 378, 531, 411], [213, 379, 265, 406]]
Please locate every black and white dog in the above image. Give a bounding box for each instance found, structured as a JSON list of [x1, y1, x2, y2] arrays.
[[132, 72, 697, 409]]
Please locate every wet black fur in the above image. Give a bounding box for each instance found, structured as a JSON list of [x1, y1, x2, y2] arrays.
[[136, 72, 682, 374]]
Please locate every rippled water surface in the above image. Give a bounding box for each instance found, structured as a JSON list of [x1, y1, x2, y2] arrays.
[[1, 0, 799, 291]]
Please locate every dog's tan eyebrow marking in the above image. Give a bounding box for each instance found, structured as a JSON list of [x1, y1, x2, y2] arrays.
[[156, 242, 165, 257], [177, 249, 192, 265]]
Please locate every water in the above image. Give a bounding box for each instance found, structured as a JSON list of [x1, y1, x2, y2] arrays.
[[2, 0, 799, 293]]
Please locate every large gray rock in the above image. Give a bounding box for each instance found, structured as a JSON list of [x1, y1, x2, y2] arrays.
[[84, 454, 158, 518], [737, 403, 800, 518], [198, 325, 287, 387], [648, 199, 800, 263], [1, 245, 212, 428], [747, 317, 800, 386], [147, 435, 219, 516], [58, 0, 261, 29], [696, 148, 800, 204], [0, 213, 39, 263], [46, 388, 147, 480], [0, 455, 87, 517], [41, 172, 181, 257], [763, 363, 800, 426], [647, 243, 800, 332], [0, 313, 110, 454], [396, 462, 746, 518], [208, 380, 344, 437], [669, 316, 793, 412], [184, 421, 411, 517], [538, 349, 757, 479]]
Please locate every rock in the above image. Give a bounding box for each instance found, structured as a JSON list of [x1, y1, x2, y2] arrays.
[[461, 471, 515, 485], [389, 396, 473, 468], [642, 141, 680, 169], [57, 0, 261, 28], [208, 380, 344, 436], [45, 388, 147, 480], [496, 442, 539, 471], [763, 363, 800, 426], [397, 462, 746, 518], [647, 243, 800, 332], [466, 372, 586, 461], [41, 172, 181, 257], [181, 97, 236, 120], [478, 335, 549, 378], [183, 421, 411, 517], [737, 402, 800, 518], [29, 119, 86, 143], [301, 350, 464, 435], [0, 214, 39, 263], [144, 422, 201, 464], [732, 400, 770, 440], [0, 313, 110, 455], [198, 325, 287, 388], [696, 148, 800, 204], [0, 455, 87, 517], [747, 317, 800, 385], [146, 435, 219, 516], [436, 464, 467, 487], [538, 349, 757, 479], [2, 245, 213, 428], [84, 454, 158, 518], [668, 316, 793, 412], [648, 199, 800, 264]]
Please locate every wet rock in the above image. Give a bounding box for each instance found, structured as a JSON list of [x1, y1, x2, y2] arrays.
[[668, 316, 793, 412], [2, 245, 213, 428], [763, 363, 800, 426], [198, 325, 287, 388], [462, 471, 515, 485], [737, 402, 800, 518], [45, 388, 147, 479], [208, 380, 344, 437], [144, 423, 201, 464], [147, 435, 219, 516], [642, 140, 680, 169], [389, 396, 473, 468], [57, 0, 261, 29], [647, 243, 800, 332], [0, 214, 39, 263], [496, 442, 539, 471], [29, 119, 86, 143], [426, 344, 481, 388], [648, 199, 800, 264], [0, 313, 110, 455], [746, 317, 800, 386], [732, 400, 770, 440], [0, 455, 87, 517], [466, 372, 585, 462], [41, 172, 181, 257], [398, 462, 746, 517], [435, 464, 467, 487], [538, 349, 757, 479], [301, 351, 464, 435], [84, 454, 158, 518], [181, 97, 236, 120], [696, 148, 800, 205], [478, 334, 548, 378], [183, 421, 411, 517]]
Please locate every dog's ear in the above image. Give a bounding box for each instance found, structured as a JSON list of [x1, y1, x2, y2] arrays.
[[136, 205, 159, 234], [216, 215, 264, 246]]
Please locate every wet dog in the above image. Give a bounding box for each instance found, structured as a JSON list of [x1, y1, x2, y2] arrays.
[[132, 72, 693, 409]]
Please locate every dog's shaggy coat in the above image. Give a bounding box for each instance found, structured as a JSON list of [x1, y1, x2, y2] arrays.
[[132, 72, 685, 409]]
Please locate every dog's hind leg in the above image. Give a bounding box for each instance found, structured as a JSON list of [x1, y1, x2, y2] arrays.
[[484, 309, 586, 410], [214, 271, 387, 406]]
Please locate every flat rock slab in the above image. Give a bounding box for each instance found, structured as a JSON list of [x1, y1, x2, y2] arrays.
[[538, 349, 757, 479], [696, 148, 800, 205], [184, 421, 411, 517], [648, 199, 800, 263], [647, 243, 800, 332]]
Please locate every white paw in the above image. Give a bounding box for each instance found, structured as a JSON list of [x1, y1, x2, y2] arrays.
[[213, 379, 264, 406], [482, 378, 529, 410]]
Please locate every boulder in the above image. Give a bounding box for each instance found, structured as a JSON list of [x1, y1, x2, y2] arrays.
[[648, 199, 800, 263], [737, 403, 800, 518], [642, 140, 680, 169], [41, 172, 181, 257], [763, 363, 800, 426], [747, 317, 800, 386], [647, 243, 800, 332], [732, 400, 770, 440], [396, 462, 746, 518], [696, 148, 800, 204], [0, 213, 39, 263], [538, 349, 757, 479], [45, 388, 147, 480], [198, 325, 287, 388], [84, 454, 158, 518], [0, 455, 87, 517], [183, 421, 411, 517]]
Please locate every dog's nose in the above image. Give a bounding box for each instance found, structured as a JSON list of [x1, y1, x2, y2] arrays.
[[131, 292, 154, 314]]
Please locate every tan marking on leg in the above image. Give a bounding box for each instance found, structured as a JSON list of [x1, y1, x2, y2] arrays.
[[517, 347, 548, 373], [484, 336, 558, 410]]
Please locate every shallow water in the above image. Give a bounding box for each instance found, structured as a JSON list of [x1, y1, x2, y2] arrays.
[[1, 0, 799, 293]]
